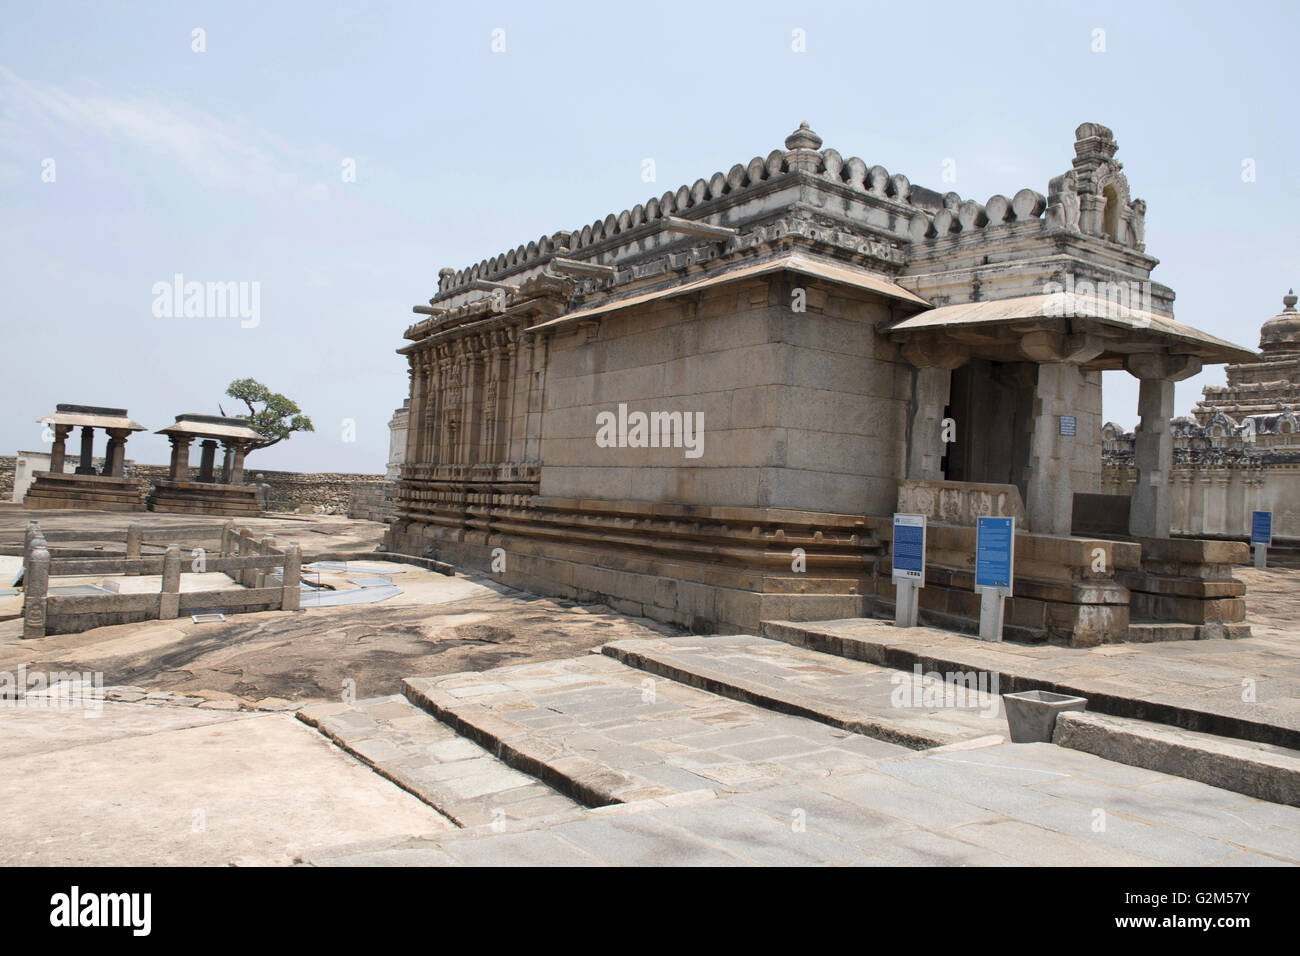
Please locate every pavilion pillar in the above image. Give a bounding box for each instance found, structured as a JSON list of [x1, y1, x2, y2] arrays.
[[75, 426, 96, 475], [229, 443, 248, 485], [220, 444, 234, 483], [49, 424, 72, 474], [1125, 353, 1202, 538], [105, 428, 129, 477], [168, 437, 193, 481], [197, 440, 219, 483]]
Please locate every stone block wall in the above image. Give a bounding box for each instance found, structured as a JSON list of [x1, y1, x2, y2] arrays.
[[539, 275, 910, 516], [348, 481, 397, 522]]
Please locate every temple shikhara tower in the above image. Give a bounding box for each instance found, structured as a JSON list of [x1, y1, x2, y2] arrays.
[[387, 122, 1257, 645]]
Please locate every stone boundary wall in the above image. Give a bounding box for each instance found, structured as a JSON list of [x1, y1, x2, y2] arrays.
[[6, 456, 383, 515], [348, 481, 397, 522]]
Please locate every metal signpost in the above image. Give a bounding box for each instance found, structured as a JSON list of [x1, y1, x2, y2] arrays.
[[892, 513, 926, 627], [975, 516, 1014, 642], [1251, 511, 1273, 569]]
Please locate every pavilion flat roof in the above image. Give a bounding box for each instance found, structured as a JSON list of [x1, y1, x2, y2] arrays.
[[37, 407, 146, 431], [887, 292, 1258, 365], [155, 414, 263, 442], [524, 253, 929, 335]]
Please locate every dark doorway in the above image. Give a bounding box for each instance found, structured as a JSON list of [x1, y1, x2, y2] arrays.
[[944, 359, 1036, 502]]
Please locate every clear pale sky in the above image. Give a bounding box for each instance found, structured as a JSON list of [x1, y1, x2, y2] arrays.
[[2, 1, 1296, 473]]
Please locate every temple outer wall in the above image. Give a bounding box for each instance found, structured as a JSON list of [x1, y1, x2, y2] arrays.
[[538, 276, 911, 516]]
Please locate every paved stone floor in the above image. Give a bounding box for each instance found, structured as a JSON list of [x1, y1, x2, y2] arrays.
[[603, 633, 1004, 746], [409, 654, 910, 800], [300, 694, 582, 826], [309, 740, 1300, 866]]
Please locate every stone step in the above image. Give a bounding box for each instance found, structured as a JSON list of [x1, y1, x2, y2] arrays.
[[1126, 621, 1198, 642], [1053, 710, 1300, 806], [601, 635, 1005, 750], [297, 695, 582, 827], [403, 654, 911, 808], [761, 618, 1300, 751]]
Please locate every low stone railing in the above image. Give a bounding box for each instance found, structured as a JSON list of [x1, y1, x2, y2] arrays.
[[21, 519, 302, 638]]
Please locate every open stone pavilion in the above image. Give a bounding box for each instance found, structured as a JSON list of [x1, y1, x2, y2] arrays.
[[23, 404, 148, 511], [384, 122, 1256, 646], [147, 414, 264, 517]]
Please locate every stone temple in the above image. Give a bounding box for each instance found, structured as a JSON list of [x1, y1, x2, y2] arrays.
[[1103, 290, 1300, 539], [385, 122, 1257, 644]]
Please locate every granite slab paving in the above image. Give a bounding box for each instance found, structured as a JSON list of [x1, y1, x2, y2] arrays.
[[762, 617, 1300, 749], [306, 739, 1300, 866], [297, 695, 582, 827], [602, 634, 1005, 748], [403, 654, 913, 807]]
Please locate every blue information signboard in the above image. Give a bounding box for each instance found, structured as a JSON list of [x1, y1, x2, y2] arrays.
[[1251, 511, 1273, 546], [893, 514, 926, 583], [975, 516, 1015, 592]]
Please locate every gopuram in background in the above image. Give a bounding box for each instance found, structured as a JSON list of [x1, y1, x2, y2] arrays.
[[146, 414, 264, 517], [24, 404, 148, 511]]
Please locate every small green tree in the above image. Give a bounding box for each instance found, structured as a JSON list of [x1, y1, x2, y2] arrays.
[[223, 378, 314, 452]]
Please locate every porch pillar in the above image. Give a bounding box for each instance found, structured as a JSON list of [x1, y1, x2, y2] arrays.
[[900, 340, 966, 481], [907, 366, 954, 480], [1018, 331, 1106, 535], [1124, 353, 1201, 538], [1024, 362, 1088, 534], [405, 354, 426, 470]]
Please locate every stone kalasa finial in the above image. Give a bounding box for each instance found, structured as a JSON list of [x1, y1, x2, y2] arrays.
[[785, 121, 823, 151], [1284, 289, 1297, 312]]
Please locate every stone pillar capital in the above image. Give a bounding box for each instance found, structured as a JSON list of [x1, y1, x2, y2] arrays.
[[1123, 352, 1202, 382]]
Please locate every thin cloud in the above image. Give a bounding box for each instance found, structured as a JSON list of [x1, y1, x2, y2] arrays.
[[0, 66, 330, 200]]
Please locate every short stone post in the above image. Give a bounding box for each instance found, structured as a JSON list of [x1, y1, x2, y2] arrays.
[[281, 543, 301, 611], [23, 546, 50, 640], [159, 544, 181, 619], [255, 536, 276, 588], [126, 521, 142, 560], [25, 521, 40, 555], [218, 519, 235, 557], [238, 528, 255, 585]]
